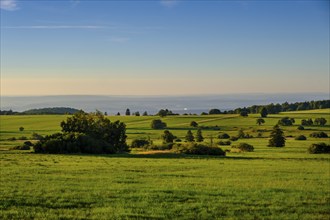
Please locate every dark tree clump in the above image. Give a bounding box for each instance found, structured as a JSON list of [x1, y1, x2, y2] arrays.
[[34, 111, 128, 154], [162, 130, 176, 143], [209, 109, 221, 115], [308, 143, 330, 154], [256, 118, 265, 126], [268, 125, 286, 147], [190, 121, 198, 127], [240, 111, 248, 117], [125, 109, 131, 116], [151, 119, 167, 129], [185, 130, 195, 142], [196, 129, 204, 142], [260, 107, 268, 118], [278, 117, 295, 126], [218, 133, 230, 139], [314, 118, 327, 126]]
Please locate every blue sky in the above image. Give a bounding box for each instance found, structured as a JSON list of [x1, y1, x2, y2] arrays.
[[1, 0, 329, 95]]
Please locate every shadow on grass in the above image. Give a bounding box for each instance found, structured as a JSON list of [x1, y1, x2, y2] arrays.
[[7, 150, 330, 161]]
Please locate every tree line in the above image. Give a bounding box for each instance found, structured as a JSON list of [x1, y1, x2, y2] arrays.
[[1, 100, 329, 116]]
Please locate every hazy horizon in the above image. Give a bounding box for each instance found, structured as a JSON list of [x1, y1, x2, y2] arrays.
[[2, 92, 329, 114], [1, 1, 329, 96]]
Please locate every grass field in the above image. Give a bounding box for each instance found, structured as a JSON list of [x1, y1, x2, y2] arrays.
[[0, 109, 329, 219]]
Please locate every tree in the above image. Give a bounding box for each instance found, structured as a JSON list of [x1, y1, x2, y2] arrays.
[[125, 109, 130, 116], [185, 130, 194, 142], [35, 111, 129, 154], [314, 118, 327, 126], [260, 107, 268, 118], [268, 125, 285, 147], [256, 118, 265, 126], [116, 112, 120, 116], [162, 130, 176, 143], [151, 119, 167, 129], [209, 109, 221, 115], [196, 129, 204, 142], [278, 117, 294, 126], [237, 129, 245, 138], [134, 111, 140, 116], [301, 118, 313, 126], [240, 111, 248, 117], [142, 111, 148, 116], [19, 127, 24, 132], [190, 121, 198, 128], [157, 109, 174, 117]]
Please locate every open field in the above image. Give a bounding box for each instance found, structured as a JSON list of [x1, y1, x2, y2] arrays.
[[0, 109, 329, 219]]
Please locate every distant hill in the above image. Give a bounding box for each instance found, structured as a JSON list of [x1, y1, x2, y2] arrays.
[[22, 107, 80, 115]]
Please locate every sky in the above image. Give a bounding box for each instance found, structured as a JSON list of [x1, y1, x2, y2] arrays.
[[0, 0, 329, 96]]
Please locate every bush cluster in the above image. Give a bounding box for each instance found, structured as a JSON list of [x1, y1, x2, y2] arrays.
[[231, 143, 254, 152], [11, 141, 33, 150], [307, 143, 330, 154], [131, 138, 151, 148], [297, 125, 305, 130], [218, 133, 230, 139], [34, 132, 116, 154], [309, 132, 328, 138], [146, 143, 174, 151], [295, 135, 307, 140], [229, 136, 239, 141], [173, 143, 226, 156], [34, 112, 128, 154], [151, 119, 167, 129], [218, 140, 231, 146]]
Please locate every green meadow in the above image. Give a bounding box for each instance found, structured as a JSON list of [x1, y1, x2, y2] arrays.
[[0, 109, 329, 219]]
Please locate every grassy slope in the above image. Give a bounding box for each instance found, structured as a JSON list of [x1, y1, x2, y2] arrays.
[[0, 109, 329, 219]]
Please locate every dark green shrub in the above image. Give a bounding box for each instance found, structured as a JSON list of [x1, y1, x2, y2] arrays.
[[307, 143, 330, 154], [151, 119, 167, 129], [297, 125, 305, 130], [209, 109, 221, 115], [232, 143, 254, 152], [295, 135, 307, 140], [17, 136, 28, 140], [278, 117, 295, 126], [190, 121, 198, 127], [230, 136, 239, 141], [147, 143, 173, 150], [301, 119, 313, 126], [218, 133, 230, 139], [7, 137, 16, 141], [131, 138, 151, 148], [31, 132, 44, 140], [11, 141, 33, 150], [33, 132, 115, 154], [310, 132, 328, 138], [175, 138, 182, 142], [162, 130, 176, 143], [218, 141, 231, 146], [268, 125, 286, 147], [173, 143, 226, 156]]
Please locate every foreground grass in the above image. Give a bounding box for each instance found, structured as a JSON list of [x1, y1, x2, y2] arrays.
[[0, 110, 329, 219], [1, 150, 329, 220]]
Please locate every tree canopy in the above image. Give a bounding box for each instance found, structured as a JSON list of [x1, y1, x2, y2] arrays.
[[34, 111, 128, 154]]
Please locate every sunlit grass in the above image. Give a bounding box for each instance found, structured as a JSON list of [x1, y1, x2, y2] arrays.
[[0, 110, 329, 219]]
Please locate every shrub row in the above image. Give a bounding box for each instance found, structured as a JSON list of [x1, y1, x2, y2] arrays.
[[173, 143, 226, 156], [307, 143, 330, 154]]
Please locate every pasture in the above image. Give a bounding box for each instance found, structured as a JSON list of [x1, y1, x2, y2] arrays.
[[0, 109, 329, 219]]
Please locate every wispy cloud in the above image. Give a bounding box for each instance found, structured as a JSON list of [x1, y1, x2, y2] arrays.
[[0, 0, 18, 11], [160, 0, 178, 8], [3, 25, 106, 29], [70, 0, 80, 8]]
